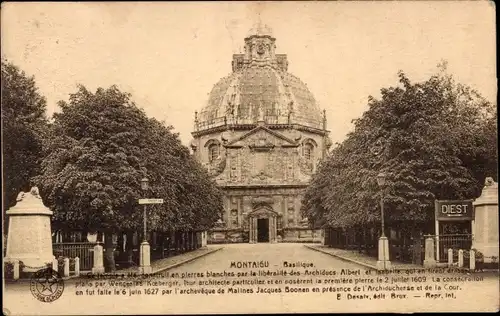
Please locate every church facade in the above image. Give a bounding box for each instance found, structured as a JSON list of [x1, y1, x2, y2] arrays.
[[191, 25, 331, 243]]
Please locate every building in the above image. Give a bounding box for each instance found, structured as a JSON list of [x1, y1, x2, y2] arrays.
[[191, 24, 331, 243]]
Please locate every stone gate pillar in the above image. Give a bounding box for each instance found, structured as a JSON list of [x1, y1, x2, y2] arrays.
[[5, 187, 55, 272], [472, 177, 499, 262], [269, 216, 277, 243], [249, 218, 257, 243]]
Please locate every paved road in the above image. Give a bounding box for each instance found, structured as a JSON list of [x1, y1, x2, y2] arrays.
[[3, 243, 499, 315]]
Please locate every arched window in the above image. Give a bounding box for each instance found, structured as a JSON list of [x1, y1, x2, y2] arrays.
[[304, 143, 314, 160], [208, 144, 219, 162]]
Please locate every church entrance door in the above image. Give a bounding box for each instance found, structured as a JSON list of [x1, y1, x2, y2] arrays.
[[248, 206, 277, 243], [257, 218, 270, 242]]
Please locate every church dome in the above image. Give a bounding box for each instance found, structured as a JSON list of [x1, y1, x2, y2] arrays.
[[195, 26, 324, 132]]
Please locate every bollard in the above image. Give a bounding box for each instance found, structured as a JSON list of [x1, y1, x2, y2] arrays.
[[13, 260, 20, 280], [458, 250, 464, 268], [74, 257, 80, 277], [470, 250, 476, 271], [63, 258, 70, 277], [447, 249, 453, 267], [53, 258, 58, 272], [92, 244, 105, 274]]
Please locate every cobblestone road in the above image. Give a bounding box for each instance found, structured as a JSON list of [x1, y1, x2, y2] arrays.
[[4, 243, 499, 315]]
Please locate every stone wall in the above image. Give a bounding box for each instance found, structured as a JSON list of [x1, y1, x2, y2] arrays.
[[222, 188, 306, 231], [208, 229, 248, 244], [192, 126, 328, 180], [207, 228, 322, 244], [281, 228, 322, 243]]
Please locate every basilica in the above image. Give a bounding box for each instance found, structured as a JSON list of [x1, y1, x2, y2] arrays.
[[191, 24, 331, 243]]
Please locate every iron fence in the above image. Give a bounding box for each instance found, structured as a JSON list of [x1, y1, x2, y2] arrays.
[[436, 234, 473, 263], [53, 242, 96, 271]]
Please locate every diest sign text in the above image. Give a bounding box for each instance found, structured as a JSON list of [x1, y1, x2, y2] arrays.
[[435, 200, 474, 220]]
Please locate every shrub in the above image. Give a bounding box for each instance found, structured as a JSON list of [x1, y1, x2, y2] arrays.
[[57, 256, 66, 273], [4, 261, 14, 280], [18, 261, 30, 279], [472, 249, 484, 263]]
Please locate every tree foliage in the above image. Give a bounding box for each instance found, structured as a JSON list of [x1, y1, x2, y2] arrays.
[[1, 60, 48, 210], [302, 66, 497, 229], [35, 85, 223, 233]]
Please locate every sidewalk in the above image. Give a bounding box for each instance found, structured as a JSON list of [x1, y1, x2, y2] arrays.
[[115, 245, 223, 274], [304, 244, 424, 270], [5, 246, 223, 284]]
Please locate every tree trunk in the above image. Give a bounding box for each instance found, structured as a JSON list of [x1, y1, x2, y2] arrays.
[[165, 231, 171, 257], [125, 231, 134, 265], [104, 232, 116, 272]]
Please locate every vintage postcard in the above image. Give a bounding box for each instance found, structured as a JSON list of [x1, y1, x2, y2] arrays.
[[1, 1, 498, 315]]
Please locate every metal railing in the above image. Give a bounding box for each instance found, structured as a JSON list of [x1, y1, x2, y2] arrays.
[[53, 242, 96, 271], [194, 115, 323, 131], [436, 234, 473, 263]]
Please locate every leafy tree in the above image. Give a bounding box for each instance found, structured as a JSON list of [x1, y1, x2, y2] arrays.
[[302, 65, 497, 235], [1, 60, 48, 210], [35, 85, 223, 271]]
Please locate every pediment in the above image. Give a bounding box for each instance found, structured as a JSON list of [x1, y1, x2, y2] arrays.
[[248, 207, 278, 218], [225, 126, 299, 149]]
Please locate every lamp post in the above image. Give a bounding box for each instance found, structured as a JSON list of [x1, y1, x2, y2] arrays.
[[376, 172, 391, 270], [141, 177, 149, 241], [377, 173, 386, 238], [139, 177, 152, 274]]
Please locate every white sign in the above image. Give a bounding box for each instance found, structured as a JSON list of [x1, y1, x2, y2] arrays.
[[138, 198, 164, 205]]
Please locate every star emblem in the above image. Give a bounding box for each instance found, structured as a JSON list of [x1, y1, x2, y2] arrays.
[[36, 273, 59, 294], [30, 268, 65, 302]]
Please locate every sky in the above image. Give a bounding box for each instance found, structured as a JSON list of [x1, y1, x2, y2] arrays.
[[1, 1, 496, 147]]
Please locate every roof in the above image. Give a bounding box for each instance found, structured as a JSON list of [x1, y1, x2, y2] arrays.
[[196, 28, 324, 132]]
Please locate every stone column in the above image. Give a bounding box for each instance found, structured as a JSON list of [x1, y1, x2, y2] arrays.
[[458, 250, 464, 268], [470, 250, 476, 271], [255, 218, 259, 243], [273, 217, 277, 242], [248, 218, 254, 243], [13, 260, 20, 280], [272, 217, 276, 243], [92, 244, 105, 274], [63, 258, 70, 277], [238, 198, 243, 231], [52, 258, 58, 272], [5, 187, 55, 272], [376, 236, 391, 270], [472, 177, 499, 263], [75, 257, 80, 277], [253, 218, 257, 243], [139, 241, 152, 274], [423, 236, 437, 268], [268, 217, 274, 243], [201, 231, 208, 247], [248, 220, 252, 243]]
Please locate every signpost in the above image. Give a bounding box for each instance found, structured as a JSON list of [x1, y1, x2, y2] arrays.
[[139, 199, 164, 205], [434, 200, 474, 261], [435, 200, 474, 221]]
